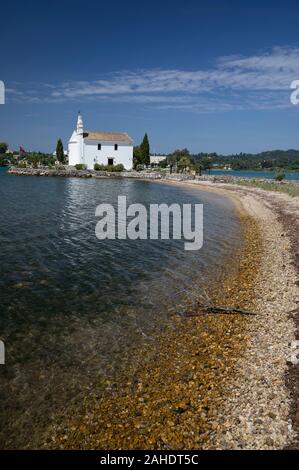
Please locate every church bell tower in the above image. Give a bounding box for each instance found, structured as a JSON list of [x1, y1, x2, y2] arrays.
[[77, 111, 84, 135]]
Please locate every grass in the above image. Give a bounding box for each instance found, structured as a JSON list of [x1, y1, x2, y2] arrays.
[[231, 178, 299, 197]]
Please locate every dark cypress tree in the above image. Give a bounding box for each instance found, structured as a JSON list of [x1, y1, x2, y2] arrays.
[[139, 133, 150, 165], [56, 138, 64, 163], [0, 142, 8, 154], [133, 146, 142, 169]]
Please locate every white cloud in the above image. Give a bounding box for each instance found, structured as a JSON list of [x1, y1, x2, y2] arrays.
[[8, 46, 299, 111]]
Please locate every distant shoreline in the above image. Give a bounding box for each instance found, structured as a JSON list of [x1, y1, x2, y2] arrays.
[[6, 165, 299, 182]]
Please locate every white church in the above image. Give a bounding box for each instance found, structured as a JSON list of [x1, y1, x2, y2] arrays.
[[68, 112, 133, 170]]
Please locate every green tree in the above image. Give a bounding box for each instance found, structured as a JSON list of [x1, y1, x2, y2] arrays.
[[0, 142, 8, 154], [200, 157, 212, 171], [177, 156, 191, 172], [0, 155, 8, 166], [158, 158, 168, 168], [133, 146, 142, 169], [56, 139, 65, 163], [139, 133, 150, 165], [172, 148, 190, 159]]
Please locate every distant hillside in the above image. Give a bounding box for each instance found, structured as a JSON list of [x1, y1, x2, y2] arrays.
[[164, 148, 299, 172], [192, 149, 299, 170]]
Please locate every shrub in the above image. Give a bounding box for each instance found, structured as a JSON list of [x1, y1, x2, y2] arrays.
[[75, 163, 86, 170], [94, 163, 105, 171], [94, 163, 124, 172], [113, 163, 124, 172], [274, 172, 285, 182]]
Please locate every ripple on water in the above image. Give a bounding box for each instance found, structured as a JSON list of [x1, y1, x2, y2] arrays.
[[0, 173, 242, 448]]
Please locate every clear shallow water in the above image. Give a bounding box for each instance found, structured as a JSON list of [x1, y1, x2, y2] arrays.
[[0, 168, 242, 447], [204, 169, 299, 180]]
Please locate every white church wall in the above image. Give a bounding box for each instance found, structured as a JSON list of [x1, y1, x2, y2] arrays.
[[68, 131, 81, 166], [83, 140, 133, 170], [68, 142, 78, 166]]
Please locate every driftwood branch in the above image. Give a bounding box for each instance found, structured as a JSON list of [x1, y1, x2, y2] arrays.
[[181, 303, 257, 317]]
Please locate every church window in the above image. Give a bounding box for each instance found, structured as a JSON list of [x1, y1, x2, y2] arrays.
[[98, 144, 101, 150], [114, 144, 118, 151]]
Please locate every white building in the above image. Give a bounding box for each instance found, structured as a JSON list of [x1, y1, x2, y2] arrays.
[[53, 150, 68, 158], [68, 112, 133, 170], [150, 155, 167, 166]]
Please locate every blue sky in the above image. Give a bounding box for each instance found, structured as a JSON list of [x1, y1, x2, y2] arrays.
[[1, 0, 299, 154]]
